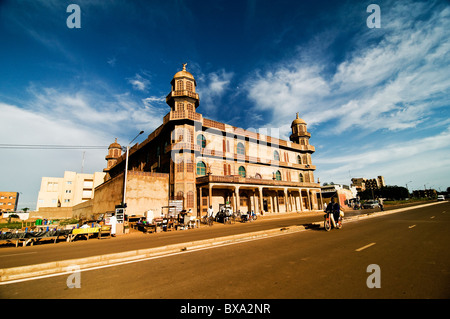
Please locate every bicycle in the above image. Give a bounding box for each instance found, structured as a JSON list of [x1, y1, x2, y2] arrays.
[[201, 215, 214, 226], [324, 211, 342, 231]]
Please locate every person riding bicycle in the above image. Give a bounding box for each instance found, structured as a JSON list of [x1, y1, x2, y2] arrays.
[[326, 198, 340, 226], [331, 198, 341, 226]]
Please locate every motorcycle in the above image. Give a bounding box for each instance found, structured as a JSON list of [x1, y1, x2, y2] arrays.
[[324, 210, 343, 231]]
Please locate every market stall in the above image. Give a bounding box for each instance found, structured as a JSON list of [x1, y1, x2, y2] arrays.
[[0, 229, 72, 247]]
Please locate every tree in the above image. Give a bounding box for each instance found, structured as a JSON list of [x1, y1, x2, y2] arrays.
[[357, 185, 409, 201]]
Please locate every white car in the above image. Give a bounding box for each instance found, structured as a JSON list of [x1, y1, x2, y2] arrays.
[[437, 195, 445, 201]]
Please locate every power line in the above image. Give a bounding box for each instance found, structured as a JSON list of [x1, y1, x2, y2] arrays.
[[0, 144, 107, 150]]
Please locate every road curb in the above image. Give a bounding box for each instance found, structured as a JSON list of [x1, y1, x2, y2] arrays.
[[343, 201, 446, 222]]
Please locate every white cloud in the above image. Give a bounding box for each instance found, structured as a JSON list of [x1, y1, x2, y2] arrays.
[[0, 102, 110, 210], [128, 73, 150, 92], [242, 0, 450, 189], [0, 82, 169, 209], [196, 69, 234, 112], [315, 126, 450, 190], [245, 1, 450, 137]]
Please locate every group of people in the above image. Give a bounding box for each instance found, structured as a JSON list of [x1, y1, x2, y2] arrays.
[[205, 206, 256, 223]]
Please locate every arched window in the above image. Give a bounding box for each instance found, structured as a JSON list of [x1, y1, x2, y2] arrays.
[[237, 142, 245, 155], [196, 161, 206, 176], [176, 80, 184, 91], [186, 191, 194, 208], [274, 150, 280, 161], [275, 170, 282, 181], [299, 173, 304, 183], [297, 155, 302, 164], [186, 81, 193, 92], [238, 166, 246, 178], [197, 134, 206, 148]]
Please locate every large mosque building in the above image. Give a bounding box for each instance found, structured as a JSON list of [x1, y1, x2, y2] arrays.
[[94, 65, 322, 218]]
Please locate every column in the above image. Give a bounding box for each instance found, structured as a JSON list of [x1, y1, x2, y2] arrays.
[[199, 187, 203, 217], [306, 189, 311, 210], [258, 187, 263, 214], [208, 184, 212, 209], [319, 190, 323, 210], [235, 186, 240, 212], [299, 189, 304, 211], [284, 188, 288, 212]]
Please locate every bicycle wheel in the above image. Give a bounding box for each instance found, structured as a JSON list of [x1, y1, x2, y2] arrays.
[[324, 218, 331, 231], [336, 218, 343, 229]]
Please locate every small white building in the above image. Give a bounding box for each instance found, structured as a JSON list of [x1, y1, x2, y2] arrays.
[[36, 171, 105, 210]]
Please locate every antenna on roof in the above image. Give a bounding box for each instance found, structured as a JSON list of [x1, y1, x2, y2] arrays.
[[81, 151, 85, 173]]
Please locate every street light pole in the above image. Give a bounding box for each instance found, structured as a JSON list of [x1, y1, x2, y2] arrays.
[[122, 131, 144, 207]]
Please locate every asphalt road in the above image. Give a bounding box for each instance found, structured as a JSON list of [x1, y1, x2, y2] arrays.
[[1, 201, 449, 301], [0, 201, 431, 269]]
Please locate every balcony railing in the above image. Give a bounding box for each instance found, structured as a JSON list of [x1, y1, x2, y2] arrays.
[[166, 90, 199, 101], [196, 174, 320, 188]]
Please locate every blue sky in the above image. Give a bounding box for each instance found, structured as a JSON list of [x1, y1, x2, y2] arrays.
[[1, 0, 449, 210]]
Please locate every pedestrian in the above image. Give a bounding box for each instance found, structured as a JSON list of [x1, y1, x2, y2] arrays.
[[108, 213, 117, 237], [378, 197, 384, 211]]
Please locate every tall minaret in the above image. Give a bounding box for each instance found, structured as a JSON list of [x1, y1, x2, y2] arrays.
[[104, 138, 122, 172], [290, 112, 311, 145], [166, 63, 200, 112]]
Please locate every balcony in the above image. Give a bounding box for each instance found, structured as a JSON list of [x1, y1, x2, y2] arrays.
[[163, 110, 202, 124], [166, 90, 199, 102], [196, 174, 320, 189]]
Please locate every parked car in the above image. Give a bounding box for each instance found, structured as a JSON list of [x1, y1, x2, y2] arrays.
[[437, 195, 445, 201], [362, 200, 380, 209]]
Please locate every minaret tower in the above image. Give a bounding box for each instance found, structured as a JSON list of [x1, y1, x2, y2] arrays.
[[104, 138, 122, 174], [166, 63, 200, 113], [290, 112, 311, 145]]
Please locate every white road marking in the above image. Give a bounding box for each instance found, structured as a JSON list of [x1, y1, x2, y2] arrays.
[[355, 242, 376, 252]]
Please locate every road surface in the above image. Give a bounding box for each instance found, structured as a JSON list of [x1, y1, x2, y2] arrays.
[[1, 201, 448, 302]]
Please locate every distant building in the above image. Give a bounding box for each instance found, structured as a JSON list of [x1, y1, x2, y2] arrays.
[[0, 191, 19, 212], [321, 184, 358, 209], [351, 176, 385, 192], [36, 171, 105, 210]]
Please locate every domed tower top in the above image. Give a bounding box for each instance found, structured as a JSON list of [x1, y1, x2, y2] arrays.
[[104, 138, 122, 172], [166, 63, 200, 111], [172, 63, 196, 84], [290, 113, 311, 145]]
